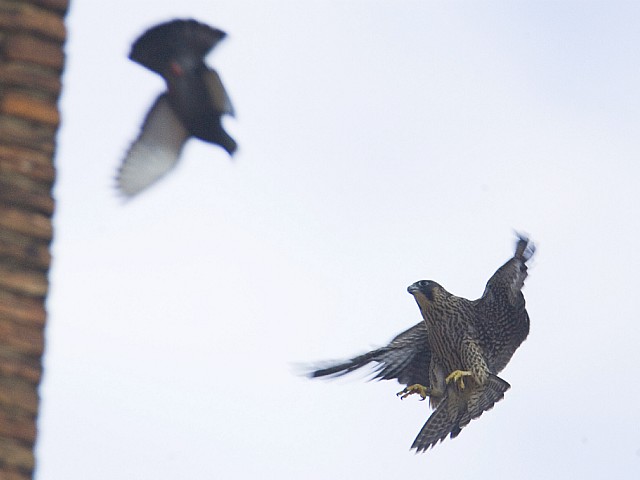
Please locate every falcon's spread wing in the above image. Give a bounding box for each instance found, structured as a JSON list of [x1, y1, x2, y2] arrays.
[[480, 234, 535, 307], [129, 19, 227, 75], [474, 234, 535, 373], [117, 95, 189, 197], [309, 322, 431, 388]]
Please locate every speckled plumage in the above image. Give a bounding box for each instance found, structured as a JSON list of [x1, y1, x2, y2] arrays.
[[473, 236, 534, 374], [406, 234, 534, 451], [407, 280, 513, 452], [309, 235, 534, 452]]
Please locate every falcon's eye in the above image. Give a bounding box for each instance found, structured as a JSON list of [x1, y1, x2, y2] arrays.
[[419, 280, 436, 301]]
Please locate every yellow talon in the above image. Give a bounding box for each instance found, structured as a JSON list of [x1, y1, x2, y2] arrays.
[[445, 370, 472, 390], [397, 384, 430, 401]]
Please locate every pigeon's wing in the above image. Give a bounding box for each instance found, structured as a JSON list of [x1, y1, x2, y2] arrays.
[[130, 19, 227, 74], [203, 69, 235, 116], [117, 95, 189, 197], [308, 322, 432, 388]]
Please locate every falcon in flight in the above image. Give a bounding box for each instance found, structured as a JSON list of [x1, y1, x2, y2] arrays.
[[309, 235, 535, 452], [117, 19, 236, 197]]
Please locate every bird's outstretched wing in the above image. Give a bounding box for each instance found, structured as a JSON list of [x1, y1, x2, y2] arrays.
[[474, 234, 534, 373], [203, 70, 235, 116], [308, 322, 431, 388], [129, 19, 227, 74], [117, 95, 189, 197], [480, 234, 535, 306]]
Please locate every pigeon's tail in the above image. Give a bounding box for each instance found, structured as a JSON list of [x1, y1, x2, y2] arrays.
[[217, 129, 237, 156], [410, 374, 510, 452]]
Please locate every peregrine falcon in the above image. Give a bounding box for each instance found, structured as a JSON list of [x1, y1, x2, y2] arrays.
[[117, 19, 236, 198], [309, 235, 534, 452], [405, 280, 512, 452]]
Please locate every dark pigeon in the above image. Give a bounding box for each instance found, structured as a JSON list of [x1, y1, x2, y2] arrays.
[[117, 19, 236, 197]]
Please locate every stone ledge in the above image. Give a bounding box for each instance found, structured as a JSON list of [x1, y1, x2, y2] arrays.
[[0, 206, 52, 241], [0, 3, 65, 41], [0, 146, 56, 182], [3, 34, 64, 70], [0, 92, 59, 126]]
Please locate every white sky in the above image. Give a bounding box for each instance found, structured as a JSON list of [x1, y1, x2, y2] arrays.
[[37, 1, 640, 478]]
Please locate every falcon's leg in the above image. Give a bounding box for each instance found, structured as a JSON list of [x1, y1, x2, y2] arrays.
[[445, 370, 472, 390], [397, 384, 431, 401]]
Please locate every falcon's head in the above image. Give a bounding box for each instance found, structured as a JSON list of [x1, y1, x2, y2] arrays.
[[407, 280, 451, 315]]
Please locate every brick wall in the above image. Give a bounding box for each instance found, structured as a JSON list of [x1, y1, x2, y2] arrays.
[[0, 0, 68, 478]]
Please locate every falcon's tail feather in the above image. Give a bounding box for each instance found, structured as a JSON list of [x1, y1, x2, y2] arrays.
[[411, 392, 464, 452], [411, 374, 510, 452], [457, 374, 510, 434]]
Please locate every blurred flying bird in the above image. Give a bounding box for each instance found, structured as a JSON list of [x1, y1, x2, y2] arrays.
[[309, 235, 535, 452], [117, 19, 236, 197]]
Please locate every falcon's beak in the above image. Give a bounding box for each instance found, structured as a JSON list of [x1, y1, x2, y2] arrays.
[[408, 280, 431, 295], [408, 281, 435, 306]]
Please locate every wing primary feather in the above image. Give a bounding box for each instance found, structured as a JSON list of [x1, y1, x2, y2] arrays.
[[117, 95, 189, 197]]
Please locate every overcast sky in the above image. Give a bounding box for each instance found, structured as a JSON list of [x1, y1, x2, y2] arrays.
[[37, 1, 639, 478]]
